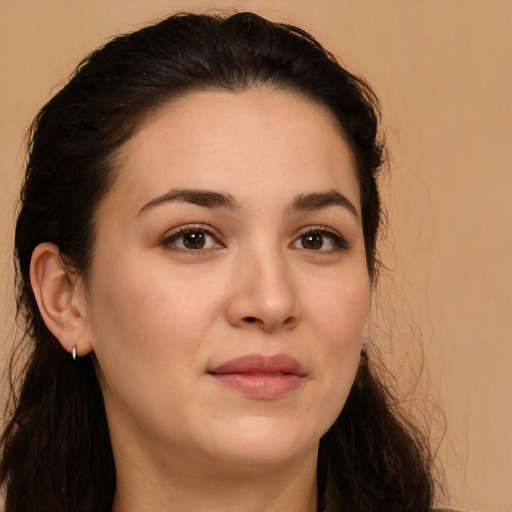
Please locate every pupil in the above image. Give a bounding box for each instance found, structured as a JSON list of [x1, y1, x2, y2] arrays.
[[303, 234, 322, 250], [184, 232, 205, 249]]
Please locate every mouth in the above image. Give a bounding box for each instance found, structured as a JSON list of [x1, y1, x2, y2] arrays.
[[208, 353, 307, 399]]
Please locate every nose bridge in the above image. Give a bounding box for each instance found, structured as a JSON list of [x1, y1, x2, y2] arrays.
[[227, 234, 300, 331], [253, 241, 294, 307]]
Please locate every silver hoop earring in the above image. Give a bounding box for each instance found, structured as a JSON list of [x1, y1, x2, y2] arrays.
[[72, 344, 77, 361]]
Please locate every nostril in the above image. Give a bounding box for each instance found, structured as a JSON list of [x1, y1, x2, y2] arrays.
[[245, 317, 257, 323]]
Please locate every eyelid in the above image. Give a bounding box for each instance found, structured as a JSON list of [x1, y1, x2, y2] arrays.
[[160, 223, 349, 253], [292, 225, 350, 251], [162, 224, 224, 251]]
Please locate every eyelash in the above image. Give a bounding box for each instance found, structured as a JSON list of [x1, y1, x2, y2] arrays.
[[162, 224, 223, 252], [161, 224, 349, 253], [293, 225, 350, 253]]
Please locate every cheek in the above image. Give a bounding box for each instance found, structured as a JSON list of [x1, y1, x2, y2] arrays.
[[85, 258, 228, 437], [302, 266, 369, 417], [305, 264, 370, 346], [89, 253, 216, 341], [86, 253, 230, 396]]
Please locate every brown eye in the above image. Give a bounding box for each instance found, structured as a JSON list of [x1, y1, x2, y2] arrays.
[[164, 227, 221, 251], [301, 233, 323, 250], [292, 228, 348, 252], [182, 231, 205, 249]]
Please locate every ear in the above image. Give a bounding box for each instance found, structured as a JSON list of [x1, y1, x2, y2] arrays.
[[30, 242, 93, 357]]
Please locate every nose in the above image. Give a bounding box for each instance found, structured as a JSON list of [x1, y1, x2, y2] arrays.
[[225, 246, 301, 333]]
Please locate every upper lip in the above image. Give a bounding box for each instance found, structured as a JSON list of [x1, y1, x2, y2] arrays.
[[209, 353, 307, 376]]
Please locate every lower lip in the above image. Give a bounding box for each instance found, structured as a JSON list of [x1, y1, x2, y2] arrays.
[[211, 373, 304, 398]]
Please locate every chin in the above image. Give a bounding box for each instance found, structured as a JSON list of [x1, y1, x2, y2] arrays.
[[200, 416, 322, 468]]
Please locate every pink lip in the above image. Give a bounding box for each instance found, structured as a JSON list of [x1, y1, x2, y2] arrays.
[[209, 354, 307, 399]]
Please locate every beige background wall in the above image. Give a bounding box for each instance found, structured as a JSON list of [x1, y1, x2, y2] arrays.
[[1, 1, 511, 510]]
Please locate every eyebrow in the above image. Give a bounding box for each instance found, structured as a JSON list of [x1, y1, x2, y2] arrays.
[[288, 190, 359, 218], [138, 187, 358, 219], [138, 188, 240, 216]]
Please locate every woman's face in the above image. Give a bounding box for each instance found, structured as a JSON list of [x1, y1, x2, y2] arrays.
[[82, 89, 370, 472]]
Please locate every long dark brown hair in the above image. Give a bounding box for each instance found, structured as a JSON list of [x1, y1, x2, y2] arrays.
[[1, 12, 434, 511]]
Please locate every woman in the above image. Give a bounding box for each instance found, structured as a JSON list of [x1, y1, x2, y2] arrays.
[[1, 11, 438, 512]]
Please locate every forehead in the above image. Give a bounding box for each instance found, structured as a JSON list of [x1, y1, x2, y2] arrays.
[[105, 89, 360, 214]]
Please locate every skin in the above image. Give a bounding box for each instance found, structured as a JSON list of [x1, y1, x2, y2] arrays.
[[31, 89, 371, 512]]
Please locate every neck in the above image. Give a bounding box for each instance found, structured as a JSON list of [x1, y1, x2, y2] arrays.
[[111, 441, 318, 512]]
